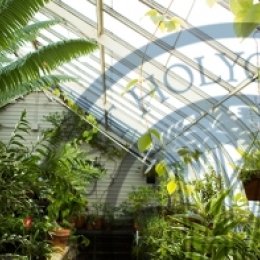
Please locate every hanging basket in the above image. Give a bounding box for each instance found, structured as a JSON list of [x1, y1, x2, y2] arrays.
[[243, 176, 260, 201]]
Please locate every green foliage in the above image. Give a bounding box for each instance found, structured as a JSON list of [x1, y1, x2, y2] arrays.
[[138, 215, 184, 260], [146, 1, 260, 37], [43, 103, 122, 158], [0, 110, 106, 256], [145, 9, 183, 32], [230, 0, 260, 37], [138, 128, 161, 152], [0, 75, 76, 107], [237, 139, 260, 182], [40, 112, 106, 227], [42, 140, 105, 226], [6, 20, 60, 52], [0, 0, 97, 107], [177, 146, 201, 165], [240, 169, 260, 182], [126, 186, 160, 215], [0, 39, 96, 94], [121, 78, 139, 96], [0, 0, 51, 49], [0, 112, 52, 257], [155, 160, 168, 176], [134, 170, 260, 259], [166, 180, 177, 195], [193, 167, 224, 203]]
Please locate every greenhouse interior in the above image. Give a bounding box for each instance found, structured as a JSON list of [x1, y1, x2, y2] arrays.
[[1, 0, 260, 259]]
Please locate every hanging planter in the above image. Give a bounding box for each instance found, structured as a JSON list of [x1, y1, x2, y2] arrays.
[[240, 170, 260, 201], [237, 138, 260, 201], [241, 170, 260, 201]]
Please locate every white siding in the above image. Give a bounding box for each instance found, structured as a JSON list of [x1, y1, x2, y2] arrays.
[[0, 92, 146, 209]]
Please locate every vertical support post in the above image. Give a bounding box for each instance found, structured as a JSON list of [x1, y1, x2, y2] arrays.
[[96, 0, 108, 129]]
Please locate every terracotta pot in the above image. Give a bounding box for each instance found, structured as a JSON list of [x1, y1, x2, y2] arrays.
[[243, 177, 260, 201], [50, 228, 71, 247]]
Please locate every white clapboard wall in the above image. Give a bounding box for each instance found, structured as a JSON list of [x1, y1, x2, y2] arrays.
[[0, 92, 146, 209]]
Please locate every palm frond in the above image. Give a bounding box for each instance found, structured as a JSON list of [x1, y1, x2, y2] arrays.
[[6, 20, 61, 52], [0, 0, 50, 49], [0, 39, 97, 93], [0, 74, 76, 107]]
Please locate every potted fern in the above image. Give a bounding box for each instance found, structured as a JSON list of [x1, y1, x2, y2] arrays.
[[238, 138, 260, 201], [44, 141, 103, 245]]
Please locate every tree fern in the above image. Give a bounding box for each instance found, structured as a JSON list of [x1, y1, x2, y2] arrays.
[[0, 0, 51, 49], [0, 0, 97, 107], [6, 19, 61, 52], [0, 39, 96, 92]]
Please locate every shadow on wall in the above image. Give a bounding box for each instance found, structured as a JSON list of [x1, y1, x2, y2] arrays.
[[74, 23, 260, 207]]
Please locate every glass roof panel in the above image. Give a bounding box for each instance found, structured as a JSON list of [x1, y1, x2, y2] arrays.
[[60, 0, 97, 22], [36, 0, 260, 172]]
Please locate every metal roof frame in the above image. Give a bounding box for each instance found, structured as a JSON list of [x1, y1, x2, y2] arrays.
[[36, 0, 260, 170]]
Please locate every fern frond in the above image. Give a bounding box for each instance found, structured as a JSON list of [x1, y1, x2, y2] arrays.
[[0, 74, 76, 107], [6, 20, 61, 52], [7, 110, 30, 149], [0, 0, 51, 49], [0, 39, 97, 95]]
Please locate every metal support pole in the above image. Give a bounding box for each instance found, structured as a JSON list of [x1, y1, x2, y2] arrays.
[[97, 0, 108, 129]]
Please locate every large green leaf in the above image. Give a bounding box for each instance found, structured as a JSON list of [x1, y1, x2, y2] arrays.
[[239, 3, 260, 37], [137, 128, 160, 152], [0, 0, 51, 49], [0, 39, 97, 94], [149, 128, 161, 140], [206, 189, 230, 217], [230, 0, 260, 37], [155, 160, 167, 176], [230, 0, 253, 16], [167, 180, 177, 195], [137, 131, 152, 152]]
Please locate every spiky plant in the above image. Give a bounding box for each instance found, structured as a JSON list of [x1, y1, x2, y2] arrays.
[[0, 0, 97, 107]]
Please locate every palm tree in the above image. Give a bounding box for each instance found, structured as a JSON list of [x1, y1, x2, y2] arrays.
[[0, 0, 97, 107]]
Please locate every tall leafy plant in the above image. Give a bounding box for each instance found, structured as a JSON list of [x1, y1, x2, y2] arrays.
[[0, 111, 52, 257], [169, 189, 259, 259], [136, 129, 260, 259], [0, 110, 106, 257], [0, 0, 97, 107], [38, 111, 106, 227]]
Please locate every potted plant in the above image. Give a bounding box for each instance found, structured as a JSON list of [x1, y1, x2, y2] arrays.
[[237, 138, 260, 200], [124, 186, 161, 231], [48, 225, 72, 248], [44, 142, 96, 246], [86, 202, 106, 230]]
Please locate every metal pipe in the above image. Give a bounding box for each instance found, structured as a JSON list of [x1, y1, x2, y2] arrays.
[[96, 0, 108, 128]]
